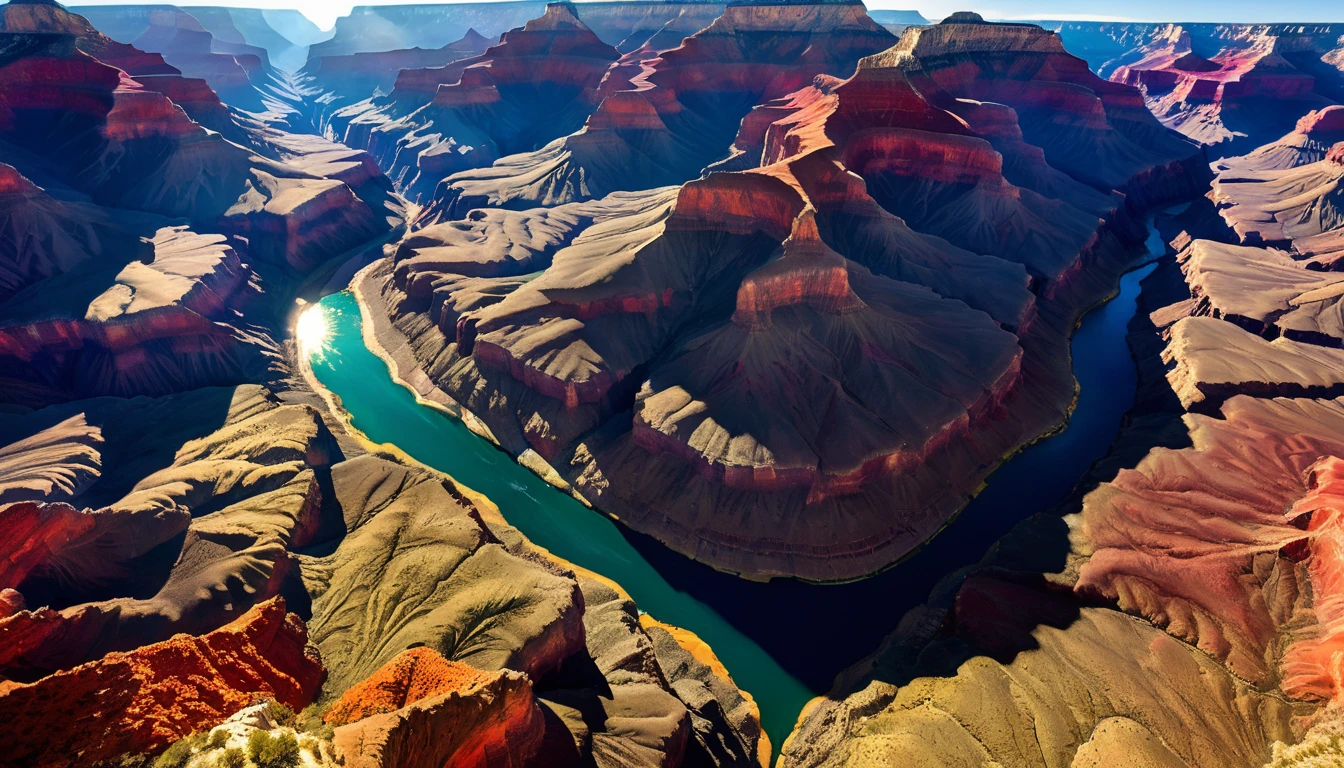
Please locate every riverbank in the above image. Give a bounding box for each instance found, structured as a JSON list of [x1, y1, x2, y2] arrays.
[[301, 214, 1170, 751]]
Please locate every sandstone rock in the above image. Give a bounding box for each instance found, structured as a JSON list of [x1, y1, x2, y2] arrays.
[[0, 385, 339, 676], [1175, 239, 1344, 344], [324, 647, 497, 726], [1164, 316, 1344, 411], [1211, 152, 1344, 267], [331, 660, 546, 768], [0, 597, 324, 768], [419, 0, 897, 218], [300, 454, 585, 696]]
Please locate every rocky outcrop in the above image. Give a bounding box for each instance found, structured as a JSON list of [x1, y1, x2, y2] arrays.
[[0, 385, 339, 677], [0, 224, 277, 404], [1165, 316, 1344, 412], [1087, 22, 1344, 157], [330, 650, 546, 768], [419, 0, 897, 219], [369, 16, 1207, 580], [322, 3, 620, 202], [0, 598, 324, 768], [1176, 239, 1344, 344], [1210, 149, 1344, 268], [1217, 106, 1344, 174]]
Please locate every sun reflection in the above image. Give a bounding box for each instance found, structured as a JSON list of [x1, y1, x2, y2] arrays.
[[296, 303, 330, 360]]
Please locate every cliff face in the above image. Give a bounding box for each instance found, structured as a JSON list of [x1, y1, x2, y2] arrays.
[[1209, 143, 1344, 268], [418, 0, 897, 220], [76, 5, 270, 109], [329, 649, 547, 768], [316, 3, 621, 203], [0, 31, 386, 271], [0, 598, 325, 768], [779, 66, 1344, 761], [365, 14, 1205, 581], [1049, 22, 1344, 159]]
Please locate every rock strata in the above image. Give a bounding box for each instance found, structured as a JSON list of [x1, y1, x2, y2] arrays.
[[367, 15, 1208, 580], [0, 598, 324, 768]]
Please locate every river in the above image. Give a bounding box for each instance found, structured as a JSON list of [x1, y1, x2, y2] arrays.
[[303, 221, 1163, 752]]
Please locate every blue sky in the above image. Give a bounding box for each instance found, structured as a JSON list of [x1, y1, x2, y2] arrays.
[[67, 0, 1344, 31]]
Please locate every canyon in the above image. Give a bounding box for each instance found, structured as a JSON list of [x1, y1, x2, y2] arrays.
[[4, 1, 1344, 767]]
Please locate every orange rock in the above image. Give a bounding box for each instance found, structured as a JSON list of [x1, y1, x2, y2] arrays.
[[325, 647, 496, 726], [331, 653, 545, 768], [0, 597, 324, 768]]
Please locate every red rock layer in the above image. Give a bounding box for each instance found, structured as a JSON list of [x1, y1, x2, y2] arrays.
[[0, 598, 324, 768], [1283, 456, 1344, 704], [331, 658, 545, 768], [732, 209, 864, 327], [1301, 106, 1344, 135], [0, 501, 94, 588], [411, 1, 899, 220], [324, 647, 498, 726], [394, 3, 617, 99], [874, 14, 1209, 208]]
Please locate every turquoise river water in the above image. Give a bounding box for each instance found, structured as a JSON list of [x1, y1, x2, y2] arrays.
[[305, 223, 1162, 752]]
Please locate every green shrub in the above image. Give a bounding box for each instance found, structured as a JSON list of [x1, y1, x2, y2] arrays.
[[155, 733, 205, 768], [262, 702, 296, 729], [216, 748, 245, 768], [296, 703, 326, 731], [246, 731, 299, 768], [206, 730, 229, 750]]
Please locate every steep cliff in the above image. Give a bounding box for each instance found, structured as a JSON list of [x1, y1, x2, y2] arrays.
[[319, 3, 621, 203], [0, 598, 325, 768], [1054, 22, 1344, 158], [419, 0, 897, 219], [365, 15, 1206, 580]]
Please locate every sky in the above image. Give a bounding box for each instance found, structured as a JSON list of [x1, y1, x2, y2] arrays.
[[65, 0, 1344, 32]]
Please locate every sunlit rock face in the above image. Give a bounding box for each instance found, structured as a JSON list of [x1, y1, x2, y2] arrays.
[[363, 15, 1204, 580], [1049, 21, 1344, 158], [0, 2, 408, 411], [417, 0, 897, 220]]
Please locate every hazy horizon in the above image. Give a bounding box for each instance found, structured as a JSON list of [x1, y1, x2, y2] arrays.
[[59, 0, 1344, 37]]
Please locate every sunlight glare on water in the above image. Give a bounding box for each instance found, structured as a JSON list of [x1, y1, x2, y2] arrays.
[[296, 303, 331, 360]]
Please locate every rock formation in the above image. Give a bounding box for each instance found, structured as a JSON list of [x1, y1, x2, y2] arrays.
[[328, 649, 548, 768], [1054, 22, 1344, 158], [321, 3, 622, 202], [419, 0, 897, 219], [1164, 316, 1344, 412], [0, 598, 325, 768], [1210, 144, 1344, 267], [363, 14, 1205, 580]]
